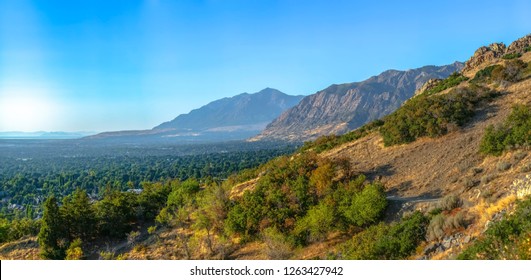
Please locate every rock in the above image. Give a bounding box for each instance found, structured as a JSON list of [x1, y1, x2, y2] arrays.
[[423, 243, 439, 255], [463, 235, 471, 243], [462, 43, 506, 73], [506, 34, 531, 54], [442, 239, 452, 250]]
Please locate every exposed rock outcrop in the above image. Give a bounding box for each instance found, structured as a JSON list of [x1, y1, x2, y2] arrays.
[[462, 43, 506, 73], [507, 34, 531, 54]]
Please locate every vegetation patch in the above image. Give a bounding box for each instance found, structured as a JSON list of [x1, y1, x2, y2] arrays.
[[422, 72, 469, 96], [502, 53, 522, 60], [480, 104, 531, 156], [458, 195, 531, 259], [380, 86, 488, 146], [337, 212, 428, 259]]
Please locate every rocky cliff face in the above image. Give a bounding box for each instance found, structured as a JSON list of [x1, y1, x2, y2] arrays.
[[252, 62, 464, 141], [462, 34, 531, 74]]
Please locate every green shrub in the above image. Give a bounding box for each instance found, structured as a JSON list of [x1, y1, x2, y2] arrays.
[[480, 105, 531, 156], [340, 182, 387, 227], [380, 87, 479, 146], [339, 212, 428, 259], [502, 53, 522, 60], [471, 65, 502, 83], [525, 46, 531, 53], [262, 227, 294, 259], [458, 196, 531, 259], [423, 72, 469, 96]]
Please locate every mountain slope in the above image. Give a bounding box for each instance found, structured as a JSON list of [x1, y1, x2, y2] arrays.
[[89, 88, 303, 142], [155, 88, 303, 131], [252, 62, 463, 141]]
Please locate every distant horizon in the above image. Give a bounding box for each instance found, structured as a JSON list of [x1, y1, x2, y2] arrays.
[[1, 0, 530, 132]]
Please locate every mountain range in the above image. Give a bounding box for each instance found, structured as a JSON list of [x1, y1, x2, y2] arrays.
[[252, 62, 464, 141], [88, 88, 303, 143]]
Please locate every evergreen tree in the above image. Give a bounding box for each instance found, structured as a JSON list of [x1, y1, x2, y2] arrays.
[[38, 196, 65, 259], [61, 188, 96, 241]]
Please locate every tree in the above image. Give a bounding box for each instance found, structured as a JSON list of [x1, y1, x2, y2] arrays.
[[61, 188, 96, 241], [341, 183, 387, 227], [39, 196, 66, 259]]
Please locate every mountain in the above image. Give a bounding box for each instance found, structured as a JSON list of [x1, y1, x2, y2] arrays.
[[0, 131, 95, 139], [252, 62, 464, 141], [89, 88, 303, 143]]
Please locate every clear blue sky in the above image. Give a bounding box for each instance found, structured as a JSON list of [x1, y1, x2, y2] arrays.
[[1, 0, 530, 132]]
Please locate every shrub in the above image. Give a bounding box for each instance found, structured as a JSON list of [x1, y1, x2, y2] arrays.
[[340, 183, 387, 227], [502, 53, 522, 60], [439, 195, 462, 211], [496, 161, 512, 172], [262, 227, 293, 260], [380, 87, 480, 146], [480, 105, 531, 156], [458, 195, 531, 259], [339, 212, 428, 259], [525, 46, 531, 53], [423, 72, 469, 95], [426, 211, 465, 241], [294, 202, 336, 243]]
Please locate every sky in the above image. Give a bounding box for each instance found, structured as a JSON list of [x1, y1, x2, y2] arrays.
[[0, 0, 530, 132]]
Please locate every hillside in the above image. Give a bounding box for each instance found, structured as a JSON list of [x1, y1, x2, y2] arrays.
[[88, 88, 303, 143], [252, 62, 463, 142], [1, 35, 530, 261]]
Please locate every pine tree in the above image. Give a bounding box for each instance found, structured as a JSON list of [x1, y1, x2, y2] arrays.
[[38, 196, 65, 259]]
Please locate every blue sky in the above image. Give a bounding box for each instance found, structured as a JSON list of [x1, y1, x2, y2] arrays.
[[0, 0, 530, 132]]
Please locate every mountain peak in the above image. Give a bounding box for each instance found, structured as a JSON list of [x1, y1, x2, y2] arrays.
[[251, 62, 464, 142]]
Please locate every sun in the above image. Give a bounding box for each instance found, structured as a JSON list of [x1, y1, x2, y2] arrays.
[[0, 94, 59, 131]]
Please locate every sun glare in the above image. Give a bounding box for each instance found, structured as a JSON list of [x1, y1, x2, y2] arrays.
[[0, 93, 59, 131]]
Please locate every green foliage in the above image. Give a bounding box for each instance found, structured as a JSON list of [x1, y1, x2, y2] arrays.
[[380, 87, 479, 146], [262, 227, 294, 259], [502, 53, 522, 60], [340, 182, 387, 227], [458, 196, 531, 259], [480, 104, 531, 156], [471, 65, 502, 83], [65, 238, 84, 260], [95, 191, 137, 238], [38, 196, 66, 259], [525, 46, 531, 53], [61, 188, 96, 241], [423, 72, 469, 96], [294, 202, 336, 242], [339, 212, 428, 259]]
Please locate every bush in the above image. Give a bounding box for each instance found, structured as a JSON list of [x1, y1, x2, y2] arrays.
[[439, 195, 462, 211], [262, 227, 293, 259], [497, 161, 512, 172], [502, 53, 522, 60], [426, 211, 465, 241], [423, 72, 469, 96], [294, 202, 336, 243], [339, 212, 428, 259], [340, 183, 387, 227], [380, 87, 479, 146], [480, 105, 531, 156], [458, 196, 531, 259]]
